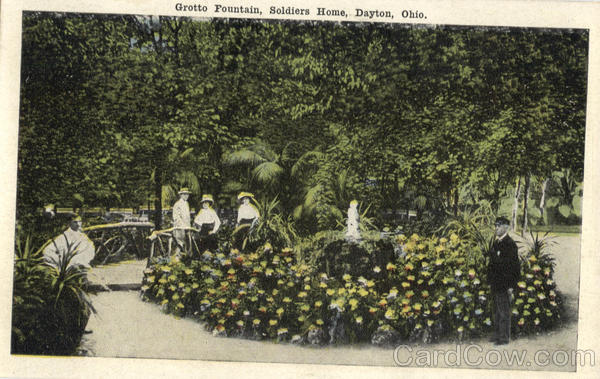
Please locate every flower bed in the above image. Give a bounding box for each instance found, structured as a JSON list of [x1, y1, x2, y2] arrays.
[[140, 233, 563, 345]]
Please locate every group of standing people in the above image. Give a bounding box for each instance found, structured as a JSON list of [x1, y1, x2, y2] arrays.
[[171, 188, 260, 254]]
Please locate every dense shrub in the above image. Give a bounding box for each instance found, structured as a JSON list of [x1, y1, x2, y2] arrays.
[[141, 231, 563, 345], [11, 234, 94, 355]]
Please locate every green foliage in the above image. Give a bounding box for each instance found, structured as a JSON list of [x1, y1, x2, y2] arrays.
[[513, 233, 563, 332], [232, 197, 297, 253], [18, 15, 586, 235], [12, 231, 95, 355], [441, 202, 496, 258]]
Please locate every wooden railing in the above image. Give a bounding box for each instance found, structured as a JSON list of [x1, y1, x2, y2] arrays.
[[84, 222, 154, 265], [147, 227, 202, 262]]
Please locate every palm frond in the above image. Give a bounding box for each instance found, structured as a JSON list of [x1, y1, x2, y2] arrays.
[[290, 150, 324, 178], [253, 161, 283, 184], [226, 149, 268, 167]]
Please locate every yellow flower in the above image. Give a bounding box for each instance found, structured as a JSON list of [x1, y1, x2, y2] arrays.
[[315, 300, 323, 308], [304, 284, 311, 291], [417, 243, 426, 250], [319, 282, 328, 288], [366, 280, 375, 288], [253, 319, 261, 325], [283, 297, 292, 303], [316, 319, 324, 325], [161, 299, 168, 305], [349, 298, 359, 310], [300, 304, 310, 312], [326, 288, 335, 296], [276, 308, 284, 316], [386, 262, 397, 271], [272, 289, 279, 296], [358, 288, 369, 297], [176, 302, 184, 309], [338, 288, 346, 295], [192, 283, 199, 289], [269, 319, 278, 326], [178, 282, 185, 288], [342, 274, 352, 281], [384, 309, 396, 320], [298, 291, 308, 298], [298, 315, 306, 322], [184, 268, 193, 275]]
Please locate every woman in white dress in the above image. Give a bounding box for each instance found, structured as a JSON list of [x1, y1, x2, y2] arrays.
[[236, 192, 260, 227], [193, 194, 221, 253]]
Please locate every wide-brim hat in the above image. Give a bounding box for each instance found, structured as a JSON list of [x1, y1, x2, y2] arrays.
[[495, 216, 510, 226], [178, 187, 191, 195], [201, 194, 214, 204], [237, 192, 255, 201]]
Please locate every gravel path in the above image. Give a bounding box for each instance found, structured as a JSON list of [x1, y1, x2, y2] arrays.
[[80, 235, 581, 371]]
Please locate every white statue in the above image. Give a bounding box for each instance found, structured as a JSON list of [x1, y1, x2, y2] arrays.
[[345, 200, 360, 241]]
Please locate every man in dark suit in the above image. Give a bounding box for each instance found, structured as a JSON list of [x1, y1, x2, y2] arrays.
[[487, 216, 520, 345]]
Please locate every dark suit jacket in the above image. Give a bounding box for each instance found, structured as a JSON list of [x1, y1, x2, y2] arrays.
[[487, 234, 520, 292]]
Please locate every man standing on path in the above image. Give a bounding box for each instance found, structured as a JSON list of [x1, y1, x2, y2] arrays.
[[487, 216, 521, 345], [172, 188, 191, 257]]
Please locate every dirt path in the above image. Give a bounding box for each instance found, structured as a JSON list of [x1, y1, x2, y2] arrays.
[[80, 235, 581, 371]]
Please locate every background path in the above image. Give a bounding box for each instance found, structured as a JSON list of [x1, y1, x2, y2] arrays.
[[80, 235, 581, 371]]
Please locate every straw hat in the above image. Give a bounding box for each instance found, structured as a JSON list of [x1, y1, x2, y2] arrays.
[[200, 194, 214, 204], [178, 187, 191, 195], [237, 192, 255, 201]]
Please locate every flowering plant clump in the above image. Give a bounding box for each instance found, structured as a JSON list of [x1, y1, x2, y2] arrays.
[[141, 232, 564, 345], [511, 239, 564, 335]]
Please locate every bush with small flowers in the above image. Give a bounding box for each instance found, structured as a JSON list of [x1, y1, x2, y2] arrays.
[[140, 232, 564, 345]]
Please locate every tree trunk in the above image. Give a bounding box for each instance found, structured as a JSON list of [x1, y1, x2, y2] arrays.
[[511, 176, 522, 232], [453, 188, 459, 217], [521, 174, 531, 236], [153, 173, 163, 229], [539, 178, 549, 224]]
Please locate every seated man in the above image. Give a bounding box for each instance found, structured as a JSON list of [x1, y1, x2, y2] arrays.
[[43, 216, 95, 270]]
